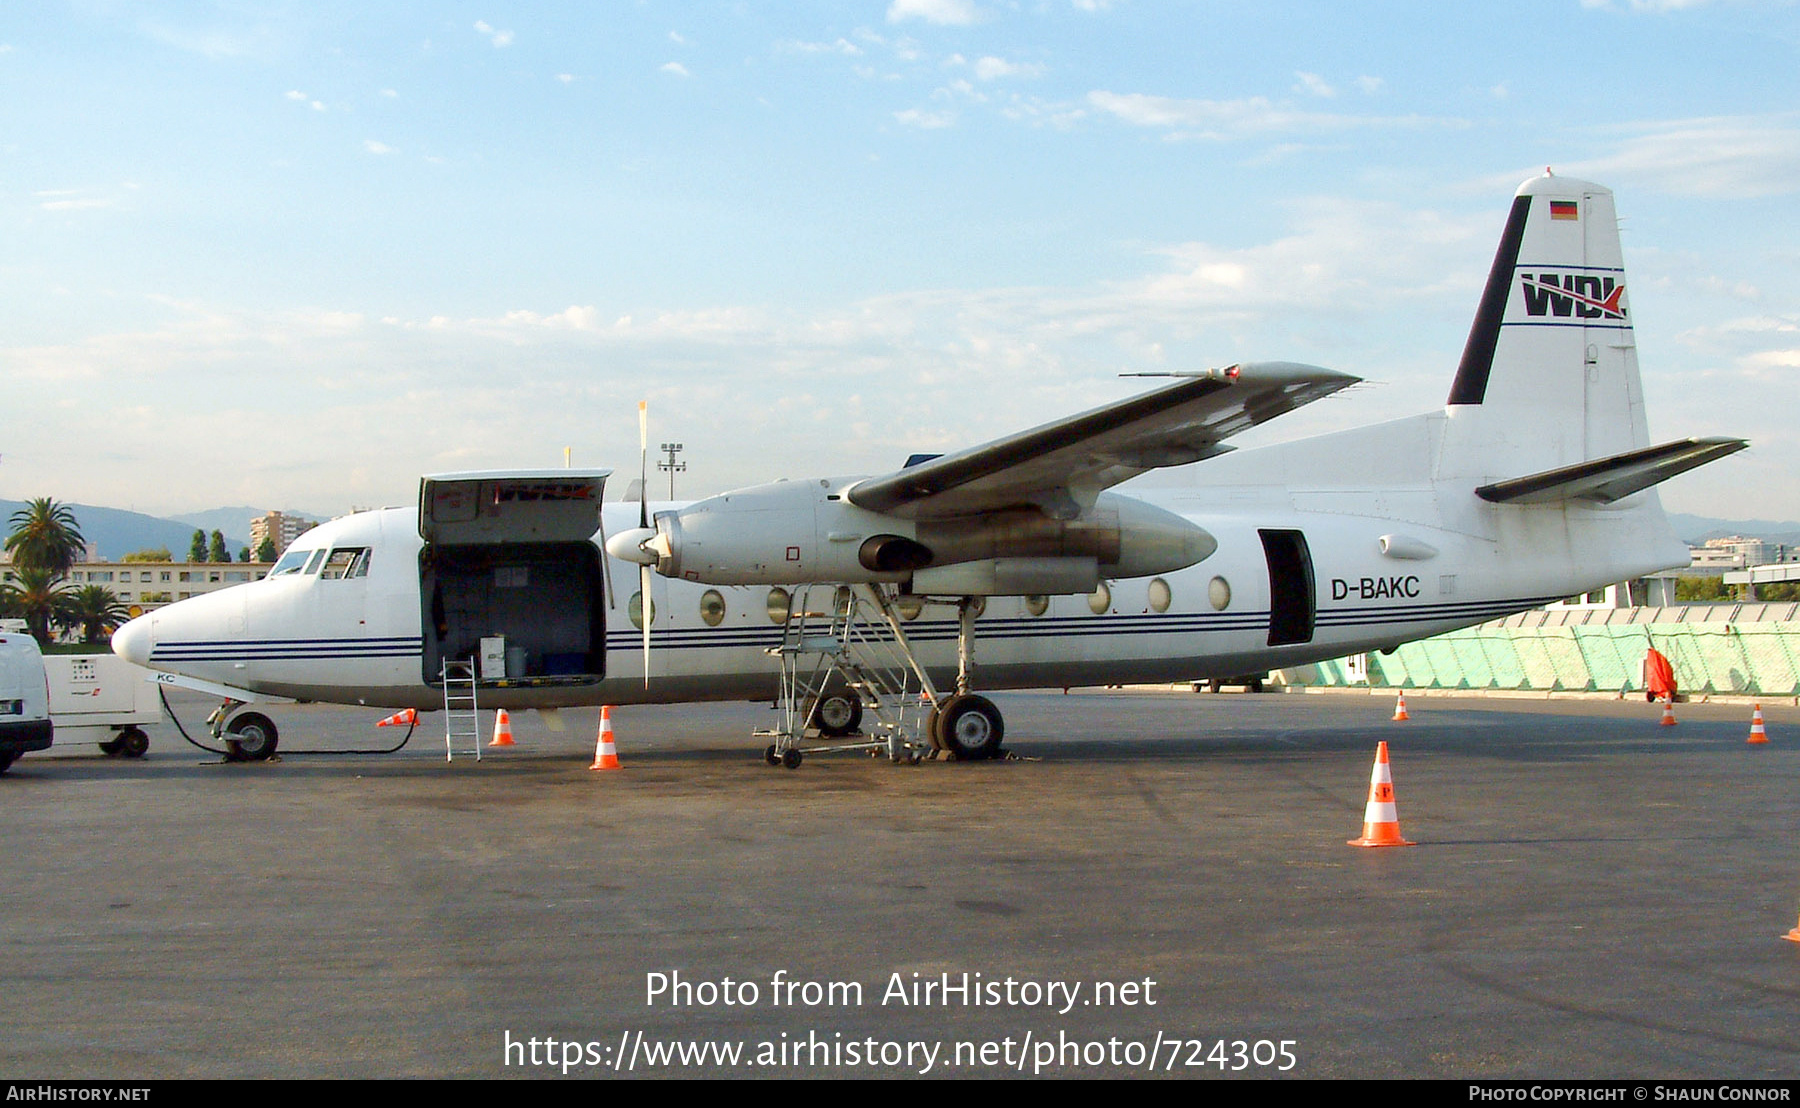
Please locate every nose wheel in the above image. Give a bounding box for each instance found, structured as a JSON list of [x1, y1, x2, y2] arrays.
[[207, 701, 280, 762]]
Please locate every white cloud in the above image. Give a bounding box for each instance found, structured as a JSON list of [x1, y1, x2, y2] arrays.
[[10, 185, 1790, 519], [1562, 117, 1800, 198], [285, 90, 306, 101], [888, 0, 979, 25], [670, 31, 688, 45], [974, 56, 1045, 81], [473, 20, 514, 48], [1293, 72, 1336, 98], [780, 38, 863, 56], [555, 73, 575, 84], [1584, 0, 1720, 9], [39, 197, 116, 212], [35, 188, 119, 212], [1086, 89, 1454, 139], [894, 107, 956, 129], [137, 21, 272, 59], [660, 61, 691, 78], [1355, 75, 1384, 95], [381, 88, 398, 98], [999, 95, 1088, 130], [363, 140, 394, 155]]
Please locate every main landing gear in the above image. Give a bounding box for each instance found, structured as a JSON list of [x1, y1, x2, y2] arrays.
[[756, 586, 1006, 769]]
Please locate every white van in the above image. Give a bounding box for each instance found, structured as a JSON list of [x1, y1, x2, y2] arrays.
[[0, 629, 54, 773]]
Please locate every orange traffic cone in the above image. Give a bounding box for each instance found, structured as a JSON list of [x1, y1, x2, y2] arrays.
[[489, 708, 516, 747], [1348, 741, 1415, 847], [1748, 704, 1769, 745], [1659, 697, 1678, 727], [1784, 906, 1800, 944], [376, 708, 417, 728], [588, 705, 622, 771], [1392, 691, 1410, 722]]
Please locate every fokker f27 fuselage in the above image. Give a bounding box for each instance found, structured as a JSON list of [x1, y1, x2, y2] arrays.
[[111, 175, 1741, 757]]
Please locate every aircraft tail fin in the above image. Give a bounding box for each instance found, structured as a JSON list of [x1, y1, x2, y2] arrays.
[[1438, 174, 1656, 482]]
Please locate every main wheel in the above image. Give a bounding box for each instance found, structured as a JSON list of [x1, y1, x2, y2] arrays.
[[764, 744, 782, 766], [933, 694, 1004, 761], [808, 691, 863, 737], [117, 728, 150, 759], [224, 713, 279, 761], [781, 748, 803, 769], [99, 736, 124, 756]]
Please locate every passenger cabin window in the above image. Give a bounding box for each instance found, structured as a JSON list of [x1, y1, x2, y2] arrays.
[[320, 548, 370, 580]]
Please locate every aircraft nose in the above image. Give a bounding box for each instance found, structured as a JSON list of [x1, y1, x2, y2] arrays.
[[112, 613, 153, 667]]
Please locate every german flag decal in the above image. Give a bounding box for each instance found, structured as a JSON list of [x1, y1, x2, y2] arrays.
[[1549, 200, 1579, 221]]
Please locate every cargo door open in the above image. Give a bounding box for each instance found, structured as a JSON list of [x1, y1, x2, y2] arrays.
[[419, 470, 611, 687]]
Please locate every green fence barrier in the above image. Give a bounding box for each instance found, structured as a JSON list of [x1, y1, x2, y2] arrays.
[[1308, 608, 1800, 697]]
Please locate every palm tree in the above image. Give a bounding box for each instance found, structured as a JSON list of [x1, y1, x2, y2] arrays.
[[1, 566, 70, 646], [5, 498, 86, 576], [58, 584, 131, 644]]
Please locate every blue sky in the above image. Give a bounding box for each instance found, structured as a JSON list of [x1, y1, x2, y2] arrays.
[[4, 1, 1798, 521]]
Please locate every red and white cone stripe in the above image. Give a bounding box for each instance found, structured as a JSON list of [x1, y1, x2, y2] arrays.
[[488, 708, 516, 747], [1349, 741, 1414, 847], [589, 705, 622, 771]]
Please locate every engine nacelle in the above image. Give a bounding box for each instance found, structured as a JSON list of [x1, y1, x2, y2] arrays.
[[643, 478, 1215, 593]]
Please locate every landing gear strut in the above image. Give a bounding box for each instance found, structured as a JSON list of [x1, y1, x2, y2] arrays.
[[208, 700, 280, 762]]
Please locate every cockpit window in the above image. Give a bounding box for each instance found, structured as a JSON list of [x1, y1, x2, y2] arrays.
[[320, 548, 370, 580], [302, 549, 328, 575], [268, 548, 312, 576]]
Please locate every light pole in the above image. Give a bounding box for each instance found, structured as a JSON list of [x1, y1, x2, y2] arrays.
[[658, 442, 686, 500]]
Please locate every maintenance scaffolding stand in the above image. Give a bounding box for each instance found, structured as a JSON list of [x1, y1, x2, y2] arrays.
[[756, 584, 941, 769]]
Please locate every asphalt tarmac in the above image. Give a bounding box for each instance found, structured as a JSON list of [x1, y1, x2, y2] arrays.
[[3, 688, 1798, 1079]]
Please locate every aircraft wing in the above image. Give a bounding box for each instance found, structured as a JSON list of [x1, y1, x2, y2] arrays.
[[845, 361, 1358, 519]]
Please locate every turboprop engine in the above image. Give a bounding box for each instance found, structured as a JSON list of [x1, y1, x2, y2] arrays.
[[605, 478, 1216, 596]]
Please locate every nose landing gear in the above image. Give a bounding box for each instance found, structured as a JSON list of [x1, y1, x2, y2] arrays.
[[206, 700, 281, 762]]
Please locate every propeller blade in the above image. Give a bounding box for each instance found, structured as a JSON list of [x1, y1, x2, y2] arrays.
[[638, 400, 650, 531], [640, 562, 653, 689]]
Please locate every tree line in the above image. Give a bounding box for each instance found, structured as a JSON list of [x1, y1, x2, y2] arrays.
[[185, 528, 272, 564], [1, 500, 277, 647], [1, 498, 125, 646]]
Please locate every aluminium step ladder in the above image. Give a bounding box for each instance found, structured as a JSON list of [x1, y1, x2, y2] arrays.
[[440, 659, 483, 761]]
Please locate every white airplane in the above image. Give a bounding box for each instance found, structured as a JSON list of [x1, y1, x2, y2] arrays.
[[112, 174, 1743, 765]]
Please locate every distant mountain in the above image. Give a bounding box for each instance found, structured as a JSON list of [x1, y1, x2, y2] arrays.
[[7, 499, 1796, 564], [168, 507, 262, 551], [1666, 513, 1800, 548], [0, 499, 231, 562], [0, 500, 335, 562]]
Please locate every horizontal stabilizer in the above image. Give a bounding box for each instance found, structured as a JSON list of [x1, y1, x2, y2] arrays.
[[1474, 437, 1747, 505]]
